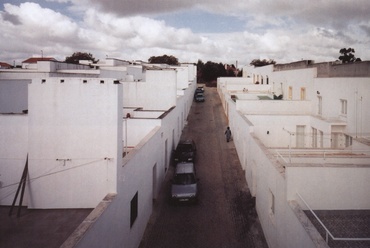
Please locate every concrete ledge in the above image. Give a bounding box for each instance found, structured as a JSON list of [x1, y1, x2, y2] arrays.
[[60, 193, 117, 248]]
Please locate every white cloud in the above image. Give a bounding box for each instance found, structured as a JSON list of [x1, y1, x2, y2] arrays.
[[0, 0, 369, 65]]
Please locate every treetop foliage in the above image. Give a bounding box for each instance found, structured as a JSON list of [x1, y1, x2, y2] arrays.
[[338, 48, 361, 63], [65, 52, 98, 64], [148, 54, 179, 65], [197, 59, 240, 86], [250, 59, 276, 67]]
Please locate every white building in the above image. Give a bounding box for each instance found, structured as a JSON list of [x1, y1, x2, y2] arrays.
[[218, 60, 370, 248], [0, 58, 197, 247]]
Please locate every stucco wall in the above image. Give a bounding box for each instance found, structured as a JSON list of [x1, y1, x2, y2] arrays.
[[287, 166, 370, 210], [123, 69, 177, 110], [313, 77, 370, 138], [71, 80, 196, 248], [123, 118, 161, 147], [73, 127, 162, 248], [0, 114, 28, 205], [247, 115, 311, 148], [228, 113, 318, 247], [220, 62, 370, 248], [224, 92, 327, 248], [236, 99, 311, 115], [175, 66, 190, 89], [27, 78, 122, 208]]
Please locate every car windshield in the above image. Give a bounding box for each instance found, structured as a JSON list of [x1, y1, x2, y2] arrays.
[[178, 144, 193, 152], [173, 173, 196, 185]]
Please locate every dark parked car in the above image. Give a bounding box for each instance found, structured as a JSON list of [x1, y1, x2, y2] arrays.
[[173, 140, 196, 163], [195, 87, 204, 94], [171, 162, 199, 203], [194, 92, 205, 102]]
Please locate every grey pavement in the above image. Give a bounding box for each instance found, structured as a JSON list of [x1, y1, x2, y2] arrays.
[[139, 86, 268, 248]]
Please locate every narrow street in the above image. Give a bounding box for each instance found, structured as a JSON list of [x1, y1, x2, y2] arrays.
[[139, 86, 268, 248]]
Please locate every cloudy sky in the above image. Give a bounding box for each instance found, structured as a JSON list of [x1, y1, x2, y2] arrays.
[[1, 0, 369, 66]]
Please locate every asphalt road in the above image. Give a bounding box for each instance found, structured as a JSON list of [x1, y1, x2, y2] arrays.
[[139, 86, 268, 248]]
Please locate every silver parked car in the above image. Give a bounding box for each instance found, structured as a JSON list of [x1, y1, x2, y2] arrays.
[[171, 162, 198, 203]]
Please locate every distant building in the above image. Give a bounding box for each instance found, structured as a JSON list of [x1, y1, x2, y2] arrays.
[[218, 60, 370, 248], [21, 57, 58, 69], [0, 62, 12, 69]]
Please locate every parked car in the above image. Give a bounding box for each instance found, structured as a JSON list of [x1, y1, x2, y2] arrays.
[[173, 140, 196, 163], [194, 92, 205, 102], [195, 86, 204, 95], [171, 162, 199, 203]]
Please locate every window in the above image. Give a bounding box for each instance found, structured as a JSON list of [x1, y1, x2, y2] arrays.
[[319, 131, 324, 148], [130, 192, 138, 228], [318, 96, 322, 115], [300, 87, 306, 100], [269, 190, 275, 215], [340, 99, 347, 115], [312, 128, 317, 148], [345, 134, 352, 147], [296, 125, 305, 148], [288, 86, 293, 100]]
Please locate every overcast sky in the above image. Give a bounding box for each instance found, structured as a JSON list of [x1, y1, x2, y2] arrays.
[[1, 0, 369, 66]]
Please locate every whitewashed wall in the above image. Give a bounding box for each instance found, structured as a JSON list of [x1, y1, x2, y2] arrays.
[[221, 62, 370, 248], [175, 66, 189, 89], [246, 115, 311, 148], [27, 78, 122, 208], [236, 99, 311, 115], [225, 97, 324, 248], [246, 65, 316, 100], [0, 114, 28, 205], [226, 97, 318, 248], [71, 78, 196, 248], [313, 77, 370, 138], [123, 118, 161, 147], [287, 166, 370, 210], [123, 69, 177, 110]]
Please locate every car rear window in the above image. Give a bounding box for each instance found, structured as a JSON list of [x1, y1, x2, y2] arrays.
[[173, 173, 196, 185], [178, 144, 193, 151]]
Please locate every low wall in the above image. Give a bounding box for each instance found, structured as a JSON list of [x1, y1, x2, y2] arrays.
[[287, 166, 370, 210], [236, 99, 311, 115]]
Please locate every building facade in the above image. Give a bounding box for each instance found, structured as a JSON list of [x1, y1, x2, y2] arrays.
[[0, 58, 197, 247], [218, 61, 370, 248]]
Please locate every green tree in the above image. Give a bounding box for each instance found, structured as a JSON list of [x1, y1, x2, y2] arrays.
[[338, 48, 361, 63], [250, 59, 276, 67], [148, 55, 179, 65], [237, 68, 243, 77], [225, 64, 238, 77], [202, 61, 227, 83], [65, 52, 98, 64], [196, 59, 205, 83]]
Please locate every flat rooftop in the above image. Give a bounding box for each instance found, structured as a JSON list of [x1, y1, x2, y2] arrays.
[[0, 206, 92, 248], [305, 210, 370, 248]]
